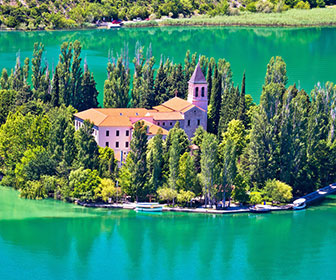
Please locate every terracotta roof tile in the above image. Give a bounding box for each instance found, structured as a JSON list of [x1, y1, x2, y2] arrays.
[[134, 120, 168, 136], [159, 97, 193, 112], [152, 105, 174, 112], [74, 108, 147, 127], [150, 112, 184, 121]]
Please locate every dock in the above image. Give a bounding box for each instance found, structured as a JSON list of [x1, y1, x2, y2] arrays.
[[300, 183, 336, 204], [75, 184, 336, 214]]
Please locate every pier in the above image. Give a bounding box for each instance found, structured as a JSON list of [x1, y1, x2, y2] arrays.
[[300, 183, 336, 204]]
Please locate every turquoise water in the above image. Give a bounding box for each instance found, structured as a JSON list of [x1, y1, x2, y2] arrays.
[[1, 187, 336, 279], [0, 27, 336, 104]]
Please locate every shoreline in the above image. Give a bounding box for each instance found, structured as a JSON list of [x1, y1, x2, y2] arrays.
[[76, 200, 292, 215], [1, 9, 336, 32]]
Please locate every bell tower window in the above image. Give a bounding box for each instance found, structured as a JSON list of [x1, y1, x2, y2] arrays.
[[201, 87, 205, 97], [195, 87, 199, 97]]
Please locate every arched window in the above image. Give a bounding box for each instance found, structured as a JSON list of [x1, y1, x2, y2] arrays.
[[195, 87, 199, 97], [201, 87, 205, 97]]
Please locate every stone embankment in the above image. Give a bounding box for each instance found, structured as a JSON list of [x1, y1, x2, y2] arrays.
[[75, 200, 291, 215]]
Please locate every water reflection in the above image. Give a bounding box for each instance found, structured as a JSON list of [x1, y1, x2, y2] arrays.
[[0, 27, 335, 104], [0, 189, 336, 279]]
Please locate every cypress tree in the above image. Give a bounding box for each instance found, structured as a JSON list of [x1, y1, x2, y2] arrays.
[[128, 121, 148, 201], [103, 57, 130, 108], [169, 134, 180, 191], [0, 68, 9, 90], [207, 64, 221, 134], [63, 124, 77, 168], [147, 131, 164, 193], [177, 152, 199, 194], [200, 132, 218, 205], [76, 120, 99, 170], [51, 67, 60, 107], [58, 42, 73, 106], [80, 67, 99, 110], [206, 58, 214, 103], [238, 72, 248, 128], [70, 40, 83, 109]]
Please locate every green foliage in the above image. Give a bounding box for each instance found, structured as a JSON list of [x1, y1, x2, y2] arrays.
[[104, 57, 130, 108], [69, 167, 101, 202], [249, 191, 262, 205], [147, 132, 164, 192], [157, 187, 178, 203], [121, 121, 149, 201], [256, 0, 275, 13], [0, 89, 16, 124], [76, 120, 99, 170], [20, 180, 47, 200], [232, 174, 249, 204], [200, 132, 219, 205], [15, 146, 56, 189], [94, 178, 118, 202], [177, 190, 195, 206], [246, 3, 257, 12], [294, 1, 311, 8], [98, 147, 117, 179], [177, 152, 200, 194], [264, 179, 293, 203]]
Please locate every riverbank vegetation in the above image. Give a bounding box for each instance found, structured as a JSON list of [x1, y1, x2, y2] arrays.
[[125, 8, 336, 28], [0, 0, 335, 30], [0, 40, 336, 207]]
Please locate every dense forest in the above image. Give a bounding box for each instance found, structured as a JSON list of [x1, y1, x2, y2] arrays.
[[0, 0, 333, 30], [0, 40, 336, 207]]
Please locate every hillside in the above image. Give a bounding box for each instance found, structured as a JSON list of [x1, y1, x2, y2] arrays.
[[0, 0, 335, 30]]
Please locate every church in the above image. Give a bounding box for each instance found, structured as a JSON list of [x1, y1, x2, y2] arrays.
[[74, 63, 208, 163]]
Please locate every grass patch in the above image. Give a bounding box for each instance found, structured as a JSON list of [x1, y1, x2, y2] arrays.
[[124, 8, 336, 28]]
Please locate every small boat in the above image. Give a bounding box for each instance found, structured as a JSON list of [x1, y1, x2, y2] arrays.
[[249, 205, 271, 213], [293, 198, 306, 210], [135, 202, 163, 212]]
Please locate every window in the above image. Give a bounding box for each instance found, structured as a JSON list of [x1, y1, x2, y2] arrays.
[[187, 120, 191, 126], [126, 130, 129, 136], [195, 87, 199, 97], [116, 142, 119, 148], [197, 119, 200, 126], [105, 142, 109, 147], [170, 122, 173, 126], [106, 130, 109, 137], [201, 87, 205, 97], [116, 130, 120, 136], [163, 122, 165, 126], [125, 141, 129, 148], [158, 122, 160, 126]]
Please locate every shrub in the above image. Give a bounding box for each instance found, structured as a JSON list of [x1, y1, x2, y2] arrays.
[[246, 3, 257, 12], [5, 16, 17, 28], [249, 191, 262, 205], [149, 13, 157, 20], [20, 180, 47, 200], [177, 190, 195, 206], [256, 0, 275, 12], [157, 187, 178, 204], [294, 1, 311, 8], [316, 0, 326, 7], [264, 179, 293, 203]]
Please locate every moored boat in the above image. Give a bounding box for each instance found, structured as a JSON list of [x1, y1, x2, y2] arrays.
[[135, 202, 163, 212], [293, 198, 306, 210], [249, 205, 271, 213]]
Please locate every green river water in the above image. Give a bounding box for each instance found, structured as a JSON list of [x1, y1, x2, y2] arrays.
[[1, 27, 336, 279], [0, 27, 336, 104], [0, 187, 336, 280]]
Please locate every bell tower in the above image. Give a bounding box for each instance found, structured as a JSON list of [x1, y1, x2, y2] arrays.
[[187, 63, 208, 112]]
